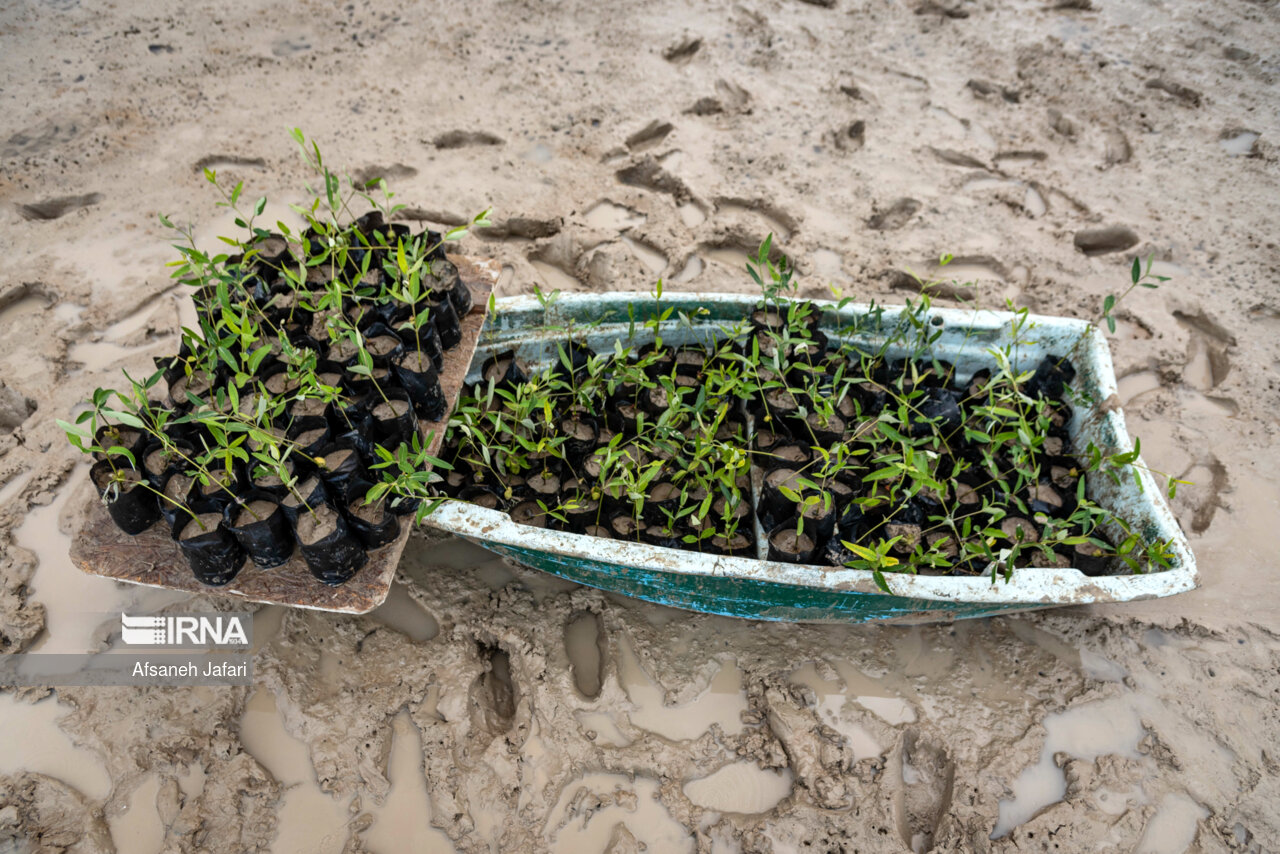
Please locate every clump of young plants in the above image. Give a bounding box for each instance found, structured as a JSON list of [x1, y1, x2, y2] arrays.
[[430, 237, 1180, 590], [61, 131, 485, 588]]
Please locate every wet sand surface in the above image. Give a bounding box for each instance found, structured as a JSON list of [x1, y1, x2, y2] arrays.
[[2, 0, 1279, 850]]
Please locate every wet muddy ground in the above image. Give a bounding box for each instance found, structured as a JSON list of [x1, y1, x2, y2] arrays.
[[2, 0, 1279, 850]]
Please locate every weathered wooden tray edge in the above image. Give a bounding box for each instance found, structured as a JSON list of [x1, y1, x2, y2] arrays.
[[67, 255, 498, 615]]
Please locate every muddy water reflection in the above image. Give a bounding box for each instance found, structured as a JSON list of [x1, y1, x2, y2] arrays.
[[618, 636, 747, 741]]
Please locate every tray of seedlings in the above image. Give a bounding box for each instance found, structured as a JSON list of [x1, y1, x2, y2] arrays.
[[63, 141, 497, 613], [418, 251, 1198, 623]]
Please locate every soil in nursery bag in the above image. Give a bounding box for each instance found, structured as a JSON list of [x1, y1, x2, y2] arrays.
[[176, 512, 246, 587], [68, 255, 498, 614], [296, 505, 367, 586]]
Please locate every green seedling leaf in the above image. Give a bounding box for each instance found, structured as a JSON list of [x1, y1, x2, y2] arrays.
[[103, 409, 145, 429]]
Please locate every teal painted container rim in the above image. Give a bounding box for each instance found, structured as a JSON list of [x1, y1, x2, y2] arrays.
[[423, 291, 1198, 611]]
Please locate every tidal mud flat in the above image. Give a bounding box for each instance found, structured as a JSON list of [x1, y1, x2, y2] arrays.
[[1, 0, 1279, 850]]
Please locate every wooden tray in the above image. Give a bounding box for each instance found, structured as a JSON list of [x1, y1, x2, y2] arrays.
[[68, 256, 498, 614]]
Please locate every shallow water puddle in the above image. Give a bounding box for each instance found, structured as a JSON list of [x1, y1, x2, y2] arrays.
[[1219, 130, 1258, 157], [992, 696, 1145, 837], [1023, 185, 1047, 217], [362, 711, 454, 852], [101, 292, 173, 341], [617, 637, 747, 741], [565, 611, 605, 699], [0, 468, 34, 505], [830, 660, 917, 725], [251, 606, 287, 654], [547, 772, 694, 853], [107, 772, 164, 854], [404, 535, 513, 590], [0, 294, 51, 329], [703, 246, 752, 274], [369, 582, 439, 642], [0, 692, 112, 800], [621, 236, 668, 274], [1136, 793, 1209, 853], [715, 202, 792, 242], [66, 339, 165, 374], [787, 662, 885, 759], [672, 254, 704, 283], [683, 762, 793, 813], [584, 200, 645, 231], [574, 710, 632, 747], [929, 260, 1005, 285], [810, 248, 845, 282], [1118, 370, 1162, 407], [240, 689, 316, 788], [531, 259, 580, 292], [16, 468, 190, 654], [239, 689, 355, 854], [678, 203, 707, 228]]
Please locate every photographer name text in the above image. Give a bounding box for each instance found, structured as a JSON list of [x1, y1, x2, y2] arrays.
[[133, 660, 248, 678]]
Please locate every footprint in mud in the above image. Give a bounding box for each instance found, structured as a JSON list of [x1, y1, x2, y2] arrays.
[[615, 157, 694, 203], [352, 163, 418, 187], [1047, 107, 1078, 139], [936, 255, 1008, 283], [431, 130, 505, 149], [683, 79, 751, 116], [966, 79, 1021, 103], [192, 154, 267, 173], [1101, 130, 1132, 167], [2, 118, 83, 159], [887, 256, 1007, 303], [1174, 308, 1238, 349], [993, 150, 1048, 163], [625, 120, 674, 152], [270, 36, 311, 57], [1073, 225, 1139, 256], [916, 0, 969, 18], [1145, 78, 1202, 108], [866, 198, 921, 231], [395, 207, 468, 227], [584, 200, 646, 231], [672, 254, 704, 283], [715, 197, 800, 241], [1174, 308, 1235, 391], [1176, 457, 1229, 535], [1023, 184, 1048, 217], [530, 255, 582, 292], [565, 611, 607, 700], [470, 643, 517, 734], [895, 731, 955, 853], [16, 193, 102, 221], [662, 34, 701, 63], [1117, 369, 1162, 409], [0, 382, 36, 432], [700, 239, 770, 273], [832, 120, 866, 151], [621, 236, 668, 275], [478, 216, 562, 240], [839, 78, 870, 101], [1219, 128, 1260, 157], [928, 147, 988, 169]]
